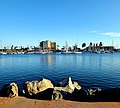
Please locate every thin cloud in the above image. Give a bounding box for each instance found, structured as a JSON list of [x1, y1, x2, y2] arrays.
[[89, 31, 98, 33], [100, 32, 120, 37], [89, 31, 120, 37]]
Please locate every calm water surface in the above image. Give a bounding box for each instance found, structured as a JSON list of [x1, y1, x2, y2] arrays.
[[0, 53, 120, 90]]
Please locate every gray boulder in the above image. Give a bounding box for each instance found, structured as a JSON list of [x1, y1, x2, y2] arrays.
[[2, 83, 18, 98]]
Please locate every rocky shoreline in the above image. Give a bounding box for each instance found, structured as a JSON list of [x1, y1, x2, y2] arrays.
[[0, 77, 120, 102]]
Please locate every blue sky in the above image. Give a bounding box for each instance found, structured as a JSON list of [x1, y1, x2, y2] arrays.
[[0, 0, 120, 48]]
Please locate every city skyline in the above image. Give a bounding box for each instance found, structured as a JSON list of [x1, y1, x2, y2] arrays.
[[0, 0, 120, 48]]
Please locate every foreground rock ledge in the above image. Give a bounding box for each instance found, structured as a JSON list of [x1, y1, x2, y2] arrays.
[[0, 96, 120, 108], [1, 77, 120, 102]]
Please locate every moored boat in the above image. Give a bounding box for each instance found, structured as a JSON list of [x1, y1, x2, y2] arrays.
[[1, 52, 7, 55], [71, 51, 82, 54]]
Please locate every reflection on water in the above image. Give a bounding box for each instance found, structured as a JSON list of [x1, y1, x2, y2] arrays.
[[0, 53, 120, 90], [40, 54, 56, 67]]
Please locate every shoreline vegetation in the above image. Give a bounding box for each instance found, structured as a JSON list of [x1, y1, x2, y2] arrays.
[[1, 77, 120, 102]]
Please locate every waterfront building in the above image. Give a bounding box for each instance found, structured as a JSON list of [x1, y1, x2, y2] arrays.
[[85, 42, 114, 53], [40, 40, 56, 52]]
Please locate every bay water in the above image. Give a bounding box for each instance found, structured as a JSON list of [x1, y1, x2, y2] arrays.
[[0, 53, 120, 90]]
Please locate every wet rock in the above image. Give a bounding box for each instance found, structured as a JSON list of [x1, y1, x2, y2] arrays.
[[87, 88, 101, 96], [72, 88, 88, 101], [2, 83, 18, 98], [23, 78, 54, 96], [52, 90, 63, 100], [33, 88, 54, 100], [84, 88, 102, 101], [95, 88, 120, 101]]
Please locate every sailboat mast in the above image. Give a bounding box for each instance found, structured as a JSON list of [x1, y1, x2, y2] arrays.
[[0, 40, 3, 53], [112, 40, 114, 46]]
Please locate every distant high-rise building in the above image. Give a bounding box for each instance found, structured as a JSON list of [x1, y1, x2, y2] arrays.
[[40, 40, 56, 52]]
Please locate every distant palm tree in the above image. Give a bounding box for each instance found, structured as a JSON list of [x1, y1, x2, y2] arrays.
[[57, 45, 59, 50], [4, 47, 6, 52], [82, 43, 86, 48], [99, 42, 103, 47], [90, 42, 92, 46]]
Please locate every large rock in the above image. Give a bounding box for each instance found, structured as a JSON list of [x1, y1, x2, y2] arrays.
[[23, 80, 39, 96], [23, 78, 54, 96], [38, 78, 54, 92], [54, 77, 81, 93], [2, 83, 18, 98], [54, 77, 81, 100], [72, 88, 88, 101], [33, 88, 54, 100]]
